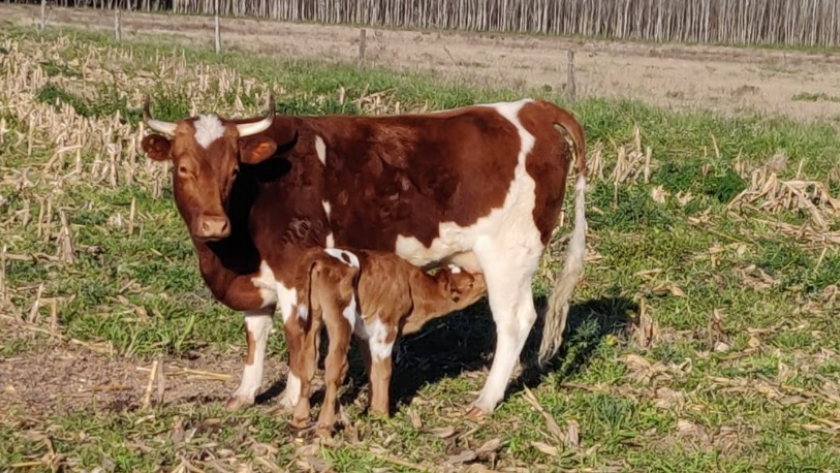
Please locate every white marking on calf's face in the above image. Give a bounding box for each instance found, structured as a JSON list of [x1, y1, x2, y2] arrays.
[[324, 248, 360, 269], [325, 233, 335, 248], [315, 136, 327, 165], [194, 114, 226, 149], [296, 305, 309, 321]]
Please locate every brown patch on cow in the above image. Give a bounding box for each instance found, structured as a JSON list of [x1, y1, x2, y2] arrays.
[[521, 100, 587, 245]]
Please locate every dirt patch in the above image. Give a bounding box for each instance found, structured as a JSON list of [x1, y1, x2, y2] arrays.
[[4, 4, 840, 122], [0, 330, 287, 418]]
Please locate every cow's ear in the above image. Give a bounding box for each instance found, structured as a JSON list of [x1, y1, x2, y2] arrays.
[[239, 136, 278, 164], [141, 135, 172, 161]]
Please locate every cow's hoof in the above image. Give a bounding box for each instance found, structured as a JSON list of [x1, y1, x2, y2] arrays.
[[225, 395, 254, 411], [465, 404, 491, 420]]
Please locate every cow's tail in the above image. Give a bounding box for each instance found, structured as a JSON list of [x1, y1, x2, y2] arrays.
[[538, 103, 588, 367]]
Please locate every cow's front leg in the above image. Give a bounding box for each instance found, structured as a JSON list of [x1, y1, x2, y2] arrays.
[[226, 307, 275, 410]]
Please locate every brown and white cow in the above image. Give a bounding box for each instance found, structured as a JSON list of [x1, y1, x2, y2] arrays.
[[284, 246, 488, 433], [139, 94, 587, 417]]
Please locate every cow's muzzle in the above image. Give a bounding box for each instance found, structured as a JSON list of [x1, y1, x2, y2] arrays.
[[193, 215, 231, 241]]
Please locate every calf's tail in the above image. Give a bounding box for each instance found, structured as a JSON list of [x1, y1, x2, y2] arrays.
[[537, 104, 588, 367]]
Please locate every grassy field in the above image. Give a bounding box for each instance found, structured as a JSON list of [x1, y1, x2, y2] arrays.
[[2, 23, 840, 473]]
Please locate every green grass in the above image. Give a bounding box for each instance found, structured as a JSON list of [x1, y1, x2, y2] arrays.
[[2, 24, 840, 472]]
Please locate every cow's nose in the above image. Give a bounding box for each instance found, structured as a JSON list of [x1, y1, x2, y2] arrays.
[[195, 215, 231, 240]]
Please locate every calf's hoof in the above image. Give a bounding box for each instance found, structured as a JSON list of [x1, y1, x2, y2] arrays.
[[225, 395, 254, 411], [315, 424, 335, 438]]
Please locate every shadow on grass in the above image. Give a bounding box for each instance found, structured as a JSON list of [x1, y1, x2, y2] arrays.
[[253, 288, 637, 415]]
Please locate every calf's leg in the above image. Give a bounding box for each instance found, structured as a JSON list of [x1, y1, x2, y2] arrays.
[[317, 311, 352, 435], [226, 308, 275, 410], [285, 310, 322, 429]]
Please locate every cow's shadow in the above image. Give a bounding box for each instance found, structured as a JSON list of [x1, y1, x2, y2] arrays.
[[257, 288, 638, 415]]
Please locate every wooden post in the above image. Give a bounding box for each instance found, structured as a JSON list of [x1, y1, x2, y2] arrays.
[[566, 50, 576, 103], [39, 0, 46, 31], [115, 8, 122, 42], [358, 28, 366, 66], [214, 0, 221, 54]]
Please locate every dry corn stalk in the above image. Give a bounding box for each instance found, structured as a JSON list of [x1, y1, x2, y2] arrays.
[[727, 166, 840, 231]]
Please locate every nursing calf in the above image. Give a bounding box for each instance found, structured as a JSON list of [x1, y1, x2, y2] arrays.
[[284, 247, 487, 433]]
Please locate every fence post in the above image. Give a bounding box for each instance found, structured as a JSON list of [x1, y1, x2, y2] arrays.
[[39, 0, 46, 31], [566, 50, 576, 103], [115, 8, 122, 42], [214, 0, 221, 54], [358, 28, 366, 66]]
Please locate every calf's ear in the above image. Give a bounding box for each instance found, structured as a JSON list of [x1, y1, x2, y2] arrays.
[[141, 135, 172, 161], [239, 136, 278, 164]]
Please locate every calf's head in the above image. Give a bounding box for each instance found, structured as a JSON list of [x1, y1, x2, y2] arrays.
[[140, 95, 278, 242], [435, 264, 487, 309]]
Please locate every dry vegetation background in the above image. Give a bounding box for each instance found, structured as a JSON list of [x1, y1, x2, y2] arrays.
[[9, 0, 840, 47], [5, 4, 840, 122], [2, 2, 840, 471]]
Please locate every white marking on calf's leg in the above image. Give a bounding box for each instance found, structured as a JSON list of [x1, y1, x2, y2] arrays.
[[275, 281, 301, 407], [315, 136, 327, 165], [296, 305, 309, 321], [194, 114, 226, 149], [366, 317, 395, 362], [228, 309, 274, 408], [324, 248, 360, 269]]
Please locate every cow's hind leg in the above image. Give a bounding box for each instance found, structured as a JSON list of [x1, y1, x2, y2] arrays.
[[468, 242, 542, 416], [226, 308, 275, 410]]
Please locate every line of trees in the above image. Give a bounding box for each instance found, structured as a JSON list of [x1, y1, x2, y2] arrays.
[[10, 0, 840, 47]]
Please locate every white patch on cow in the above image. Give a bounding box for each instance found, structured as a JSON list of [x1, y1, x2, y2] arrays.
[[251, 261, 279, 307], [296, 305, 309, 321], [325, 233, 335, 248], [231, 309, 274, 402], [324, 248, 360, 269], [194, 114, 226, 149], [322, 200, 331, 221], [447, 264, 462, 274], [365, 317, 394, 362], [315, 135, 327, 165]]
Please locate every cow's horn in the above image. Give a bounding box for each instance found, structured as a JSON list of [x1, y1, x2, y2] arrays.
[[142, 96, 177, 136], [236, 94, 275, 137]]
